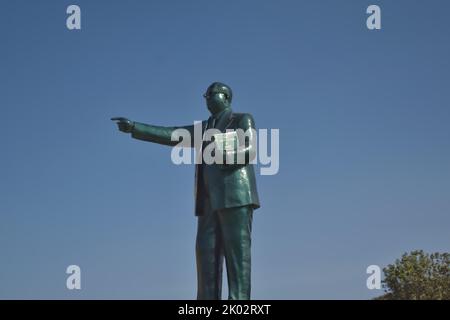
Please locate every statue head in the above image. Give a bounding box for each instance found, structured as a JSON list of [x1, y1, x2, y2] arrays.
[[203, 82, 232, 115]]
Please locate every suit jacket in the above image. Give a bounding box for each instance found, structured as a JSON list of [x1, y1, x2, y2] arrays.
[[131, 108, 260, 215]]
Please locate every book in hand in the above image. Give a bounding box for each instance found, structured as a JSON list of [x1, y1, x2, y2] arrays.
[[213, 131, 238, 153]]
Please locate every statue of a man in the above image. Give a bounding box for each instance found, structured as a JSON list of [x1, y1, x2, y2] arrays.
[[112, 82, 260, 300]]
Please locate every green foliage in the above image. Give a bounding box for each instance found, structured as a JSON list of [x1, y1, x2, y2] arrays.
[[376, 250, 450, 300]]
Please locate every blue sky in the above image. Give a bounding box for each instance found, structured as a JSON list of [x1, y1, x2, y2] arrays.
[[1, 0, 449, 299]]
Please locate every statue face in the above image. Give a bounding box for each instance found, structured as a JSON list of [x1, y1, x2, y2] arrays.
[[203, 84, 230, 115], [206, 92, 227, 115]]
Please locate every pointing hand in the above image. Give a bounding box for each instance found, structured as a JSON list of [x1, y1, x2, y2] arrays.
[[111, 117, 135, 133]]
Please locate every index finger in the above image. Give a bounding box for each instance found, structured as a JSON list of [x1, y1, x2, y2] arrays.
[[111, 117, 126, 122]]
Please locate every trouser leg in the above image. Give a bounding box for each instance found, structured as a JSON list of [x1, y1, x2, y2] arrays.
[[218, 205, 253, 300], [195, 200, 224, 300]]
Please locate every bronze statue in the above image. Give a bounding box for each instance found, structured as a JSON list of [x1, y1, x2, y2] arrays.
[[112, 82, 260, 300]]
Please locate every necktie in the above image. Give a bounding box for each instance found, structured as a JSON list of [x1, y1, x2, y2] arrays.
[[208, 116, 216, 130], [202, 117, 216, 152]]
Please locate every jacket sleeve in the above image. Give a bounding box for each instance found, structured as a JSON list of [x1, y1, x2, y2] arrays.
[[131, 122, 197, 147]]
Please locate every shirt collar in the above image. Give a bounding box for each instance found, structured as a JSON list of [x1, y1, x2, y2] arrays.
[[212, 107, 231, 120]]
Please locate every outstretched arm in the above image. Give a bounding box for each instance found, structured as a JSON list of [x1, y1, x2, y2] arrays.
[[111, 117, 196, 147]]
